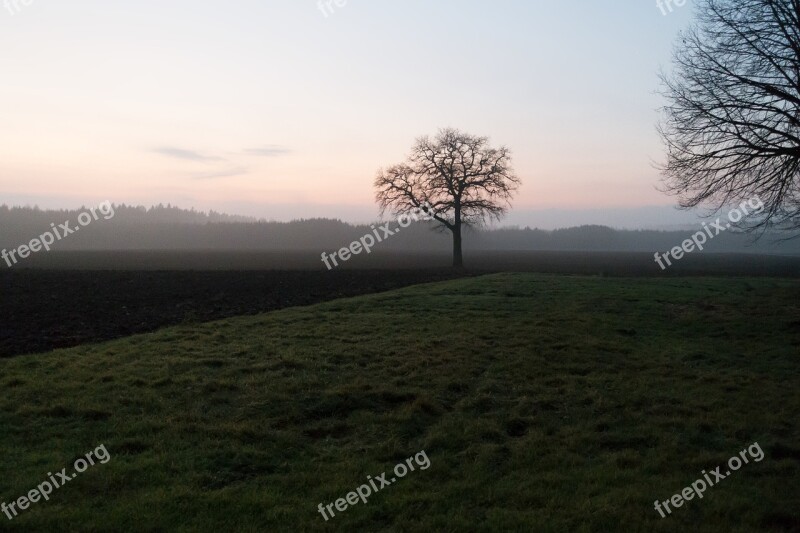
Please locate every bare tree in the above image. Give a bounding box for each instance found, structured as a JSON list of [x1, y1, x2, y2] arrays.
[[375, 128, 520, 267], [659, 0, 800, 231]]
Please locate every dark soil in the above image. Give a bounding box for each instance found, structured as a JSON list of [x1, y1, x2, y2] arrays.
[[3, 249, 798, 358], [0, 269, 475, 358]]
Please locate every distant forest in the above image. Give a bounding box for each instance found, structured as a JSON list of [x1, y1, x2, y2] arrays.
[[1, 204, 799, 255]]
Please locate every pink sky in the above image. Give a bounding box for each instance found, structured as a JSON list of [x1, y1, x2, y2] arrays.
[[0, 1, 693, 225]]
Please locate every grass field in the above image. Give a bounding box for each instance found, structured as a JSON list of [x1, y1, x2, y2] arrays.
[[1, 273, 798, 532]]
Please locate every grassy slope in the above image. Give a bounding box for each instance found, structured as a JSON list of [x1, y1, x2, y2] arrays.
[[0, 273, 798, 532]]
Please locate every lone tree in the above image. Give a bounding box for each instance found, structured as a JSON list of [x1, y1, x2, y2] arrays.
[[659, 0, 800, 231], [375, 128, 520, 267]]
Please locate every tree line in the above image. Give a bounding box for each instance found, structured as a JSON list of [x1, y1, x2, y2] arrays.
[[1, 204, 798, 254]]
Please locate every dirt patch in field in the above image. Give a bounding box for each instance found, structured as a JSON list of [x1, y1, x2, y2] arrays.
[[0, 269, 476, 357]]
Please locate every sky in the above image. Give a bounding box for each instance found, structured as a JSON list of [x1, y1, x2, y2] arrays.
[[0, 1, 696, 227]]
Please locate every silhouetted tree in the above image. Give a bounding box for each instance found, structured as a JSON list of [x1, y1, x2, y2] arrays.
[[659, 0, 800, 231], [374, 128, 520, 267]]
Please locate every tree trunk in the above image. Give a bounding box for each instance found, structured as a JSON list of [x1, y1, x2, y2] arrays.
[[452, 224, 463, 268]]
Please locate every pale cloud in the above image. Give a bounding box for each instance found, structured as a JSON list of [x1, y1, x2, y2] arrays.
[[153, 147, 224, 162], [244, 145, 292, 157]]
